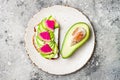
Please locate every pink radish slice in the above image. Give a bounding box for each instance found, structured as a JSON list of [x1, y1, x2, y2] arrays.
[[40, 44, 53, 54], [46, 20, 55, 31], [39, 31, 50, 41]]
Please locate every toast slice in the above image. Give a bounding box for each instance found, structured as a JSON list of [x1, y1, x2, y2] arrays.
[[33, 16, 60, 59]]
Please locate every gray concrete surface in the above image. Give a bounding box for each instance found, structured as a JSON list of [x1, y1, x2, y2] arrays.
[[0, 0, 120, 80]]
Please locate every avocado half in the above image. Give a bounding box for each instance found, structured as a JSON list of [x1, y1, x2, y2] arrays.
[[60, 22, 90, 58]]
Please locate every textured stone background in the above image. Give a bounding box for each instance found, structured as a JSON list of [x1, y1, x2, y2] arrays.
[[0, 0, 120, 80]]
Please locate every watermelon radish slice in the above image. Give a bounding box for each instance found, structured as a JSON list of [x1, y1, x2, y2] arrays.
[[48, 16, 59, 28], [40, 44, 53, 54], [39, 31, 50, 41], [46, 20, 55, 31], [40, 44, 58, 59]]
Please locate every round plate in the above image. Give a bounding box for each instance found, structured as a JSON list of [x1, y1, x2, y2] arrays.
[[25, 5, 95, 75]]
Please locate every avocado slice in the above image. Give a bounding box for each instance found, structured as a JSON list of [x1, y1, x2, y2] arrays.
[[37, 26, 41, 34], [48, 41, 55, 48], [37, 20, 47, 33], [39, 24, 46, 32], [35, 36, 44, 48], [60, 22, 90, 58], [49, 31, 55, 41], [41, 18, 48, 30]]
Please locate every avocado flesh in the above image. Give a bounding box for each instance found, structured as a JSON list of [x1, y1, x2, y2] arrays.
[[39, 24, 46, 32], [60, 22, 90, 58], [49, 31, 54, 41], [41, 18, 48, 30], [35, 36, 44, 48]]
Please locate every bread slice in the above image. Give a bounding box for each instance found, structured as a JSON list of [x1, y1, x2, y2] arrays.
[[33, 16, 60, 59]]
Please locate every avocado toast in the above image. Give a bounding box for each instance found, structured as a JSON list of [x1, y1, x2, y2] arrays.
[[33, 16, 60, 59]]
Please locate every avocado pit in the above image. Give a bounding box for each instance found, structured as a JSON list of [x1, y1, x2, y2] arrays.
[[71, 27, 86, 46]]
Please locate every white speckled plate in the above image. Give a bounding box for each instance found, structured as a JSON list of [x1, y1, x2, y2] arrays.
[[25, 5, 95, 75]]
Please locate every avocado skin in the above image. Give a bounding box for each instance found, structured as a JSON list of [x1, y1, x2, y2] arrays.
[[60, 22, 90, 59]]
